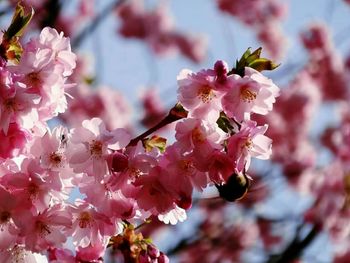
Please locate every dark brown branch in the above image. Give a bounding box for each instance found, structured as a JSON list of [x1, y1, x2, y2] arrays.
[[266, 224, 320, 263]]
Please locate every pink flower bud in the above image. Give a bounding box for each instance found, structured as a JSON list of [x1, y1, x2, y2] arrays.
[[111, 152, 129, 172], [139, 250, 151, 263], [214, 60, 229, 77], [176, 195, 192, 210], [147, 244, 160, 259], [158, 252, 169, 263]]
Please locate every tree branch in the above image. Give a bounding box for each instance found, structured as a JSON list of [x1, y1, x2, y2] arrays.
[[266, 224, 320, 263], [72, 0, 126, 49]]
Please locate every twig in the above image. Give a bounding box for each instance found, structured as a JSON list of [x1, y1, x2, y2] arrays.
[[127, 104, 188, 147], [72, 0, 126, 49]]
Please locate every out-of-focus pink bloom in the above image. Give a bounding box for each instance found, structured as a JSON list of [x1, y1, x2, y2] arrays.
[[303, 162, 350, 242], [301, 23, 349, 101], [162, 32, 207, 63], [139, 88, 167, 128], [217, 0, 288, 59], [116, 0, 207, 62], [217, 0, 263, 25], [282, 140, 316, 186], [257, 218, 282, 250], [335, 249, 350, 263], [60, 84, 132, 130], [177, 211, 259, 262], [301, 22, 332, 52], [257, 22, 288, 59]]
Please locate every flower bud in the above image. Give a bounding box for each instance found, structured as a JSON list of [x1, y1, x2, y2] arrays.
[[158, 252, 169, 263], [147, 244, 160, 259], [110, 152, 129, 172], [139, 250, 151, 263], [214, 60, 229, 83]]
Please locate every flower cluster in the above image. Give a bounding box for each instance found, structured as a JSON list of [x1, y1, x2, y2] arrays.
[[0, 7, 279, 261]]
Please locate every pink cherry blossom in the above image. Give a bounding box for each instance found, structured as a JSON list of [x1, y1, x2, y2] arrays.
[[66, 201, 118, 248], [60, 84, 132, 131], [0, 158, 59, 211], [76, 242, 105, 263], [30, 126, 69, 172], [161, 144, 208, 194], [175, 118, 226, 154], [227, 120, 272, 171], [13, 204, 71, 252], [0, 186, 22, 250], [0, 245, 47, 263], [0, 76, 39, 134], [68, 117, 130, 180], [134, 165, 178, 214], [222, 67, 279, 121], [0, 122, 30, 159], [177, 68, 223, 122], [34, 27, 76, 77]]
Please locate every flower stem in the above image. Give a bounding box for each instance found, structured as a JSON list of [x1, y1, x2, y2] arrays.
[[127, 103, 188, 147]]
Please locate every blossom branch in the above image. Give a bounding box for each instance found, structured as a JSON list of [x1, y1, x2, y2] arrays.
[[127, 103, 188, 147]]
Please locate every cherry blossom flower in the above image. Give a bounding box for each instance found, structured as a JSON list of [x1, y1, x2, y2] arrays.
[[68, 117, 130, 180], [177, 68, 223, 122], [0, 186, 23, 250], [222, 67, 279, 121], [0, 122, 30, 159], [66, 201, 119, 247], [227, 120, 272, 171], [13, 204, 72, 252], [33, 27, 76, 77], [0, 158, 60, 211], [175, 118, 226, 155], [134, 166, 178, 214], [0, 76, 39, 134], [30, 126, 69, 172]]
